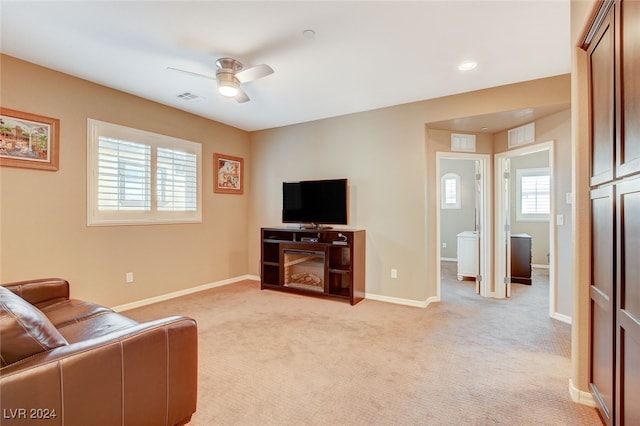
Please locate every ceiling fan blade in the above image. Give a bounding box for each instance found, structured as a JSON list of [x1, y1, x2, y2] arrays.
[[235, 89, 250, 103], [235, 64, 274, 83], [167, 67, 216, 81]]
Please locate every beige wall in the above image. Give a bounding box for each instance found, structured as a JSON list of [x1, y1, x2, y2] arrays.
[[540, 109, 574, 317], [0, 55, 251, 307], [250, 75, 571, 303], [571, 0, 598, 398]]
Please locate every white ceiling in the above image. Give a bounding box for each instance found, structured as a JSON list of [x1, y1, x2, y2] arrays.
[[0, 1, 571, 132]]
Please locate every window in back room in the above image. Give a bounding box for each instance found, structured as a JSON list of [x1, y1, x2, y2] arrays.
[[516, 167, 550, 221], [441, 173, 461, 209]]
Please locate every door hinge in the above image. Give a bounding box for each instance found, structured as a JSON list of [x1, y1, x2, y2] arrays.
[[504, 224, 510, 232], [476, 274, 483, 282], [476, 173, 481, 181], [504, 277, 511, 284], [504, 172, 510, 179]]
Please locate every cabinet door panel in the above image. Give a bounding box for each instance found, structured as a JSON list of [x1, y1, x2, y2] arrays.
[[592, 298, 614, 421], [616, 0, 640, 178], [589, 8, 616, 186], [592, 187, 616, 299], [619, 323, 640, 424], [590, 185, 615, 424], [616, 177, 640, 425], [618, 181, 640, 319]]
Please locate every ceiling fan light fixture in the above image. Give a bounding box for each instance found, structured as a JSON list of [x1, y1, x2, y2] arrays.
[[217, 72, 240, 97], [218, 82, 239, 97]]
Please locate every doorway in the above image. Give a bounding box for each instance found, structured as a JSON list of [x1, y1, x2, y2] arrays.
[[436, 152, 492, 299], [495, 141, 555, 315]]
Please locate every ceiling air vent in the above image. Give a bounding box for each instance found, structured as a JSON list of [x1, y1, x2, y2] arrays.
[[177, 92, 205, 102], [508, 122, 535, 148], [451, 133, 476, 152]]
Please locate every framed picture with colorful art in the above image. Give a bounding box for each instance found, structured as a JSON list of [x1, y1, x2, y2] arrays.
[[214, 153, 244, 194], [0, 108, 60, 171]]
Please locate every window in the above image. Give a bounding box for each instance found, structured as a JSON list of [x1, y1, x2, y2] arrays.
[[441, 173, 460, 209], [87, 119, 202, 226], [516, 168, 550, 221]]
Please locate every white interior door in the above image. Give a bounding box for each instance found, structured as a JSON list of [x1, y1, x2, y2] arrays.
[[474, 160, 482, 294], [494, 154, 512, 299], [503, 157, 512, 298]]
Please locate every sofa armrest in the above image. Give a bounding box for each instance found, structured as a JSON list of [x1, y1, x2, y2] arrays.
[[0, 316, 197, 426], [1, 278, 69, 305]]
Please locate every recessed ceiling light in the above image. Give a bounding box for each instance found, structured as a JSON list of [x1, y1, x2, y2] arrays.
[[302, 29, 316, 39], [481, 127, 489, 132], [458, 61, 477, 71]]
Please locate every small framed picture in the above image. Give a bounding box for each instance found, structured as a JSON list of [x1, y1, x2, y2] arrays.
[[0, 108, 60, 171], [214, 153, 244, 194]]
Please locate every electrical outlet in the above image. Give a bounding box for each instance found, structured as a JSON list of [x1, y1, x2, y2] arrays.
[[442, 242, 447, 248], [126, 272, 134, 283], [391, 269, 398, 279]]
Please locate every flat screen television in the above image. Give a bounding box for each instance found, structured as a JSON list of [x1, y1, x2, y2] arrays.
[[282, 178, 348, 227]]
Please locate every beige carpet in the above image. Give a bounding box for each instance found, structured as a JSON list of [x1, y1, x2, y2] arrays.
[[125, 263, 602, 425]]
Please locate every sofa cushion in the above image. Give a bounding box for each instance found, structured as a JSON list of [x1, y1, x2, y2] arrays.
[[57, 312, 139, 344], [3, 278, 69, 305], [37, 298, 112, 327], [0, 286, 68, 367]]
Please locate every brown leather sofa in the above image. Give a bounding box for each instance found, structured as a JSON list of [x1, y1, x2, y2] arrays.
[[0, 278, 197, 426]]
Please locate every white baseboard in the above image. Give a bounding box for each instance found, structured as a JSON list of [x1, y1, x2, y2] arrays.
[[365, 292, 440, 308], [112, 275, 259, 312], [569, 379, 597, 407], [113, 275, 444, 312], [551, 311, 572, 324], [440, 257, 457, 262]]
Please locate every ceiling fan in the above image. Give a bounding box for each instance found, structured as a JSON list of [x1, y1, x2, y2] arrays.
[[168, 57, 274, 103]]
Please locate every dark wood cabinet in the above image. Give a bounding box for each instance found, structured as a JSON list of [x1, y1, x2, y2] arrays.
[[510, 233, 532, 285], [260, 227, 365, 305], [582, 1, 640, 424]]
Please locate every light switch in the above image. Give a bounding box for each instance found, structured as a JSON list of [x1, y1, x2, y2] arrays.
[[556, 214, 564, 226]]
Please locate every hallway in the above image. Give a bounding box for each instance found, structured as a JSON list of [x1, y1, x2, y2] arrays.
[[439, 260, 601, 424]]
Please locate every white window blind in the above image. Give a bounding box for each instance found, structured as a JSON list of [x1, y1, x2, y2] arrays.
[[98, 137, 151, 211], [516, 168, 550, 221], [521, 175, 550, 214], [88, 119, 202, 226], [157, 147, 197, 212]]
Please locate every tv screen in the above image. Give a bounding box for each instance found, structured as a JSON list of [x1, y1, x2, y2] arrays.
[[282, 178, 348, 226]]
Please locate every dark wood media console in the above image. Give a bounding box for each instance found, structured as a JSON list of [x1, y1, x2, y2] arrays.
[[260, 227, 365, 305]]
